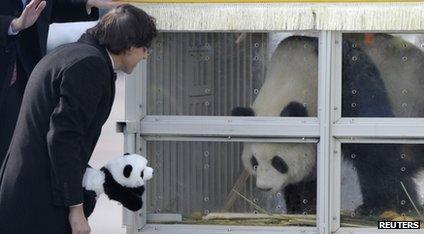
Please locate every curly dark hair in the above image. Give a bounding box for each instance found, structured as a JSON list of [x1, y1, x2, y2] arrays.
[[87, 4, 158, 55]]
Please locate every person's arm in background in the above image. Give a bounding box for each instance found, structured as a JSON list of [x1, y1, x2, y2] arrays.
[[0, 0, 46, 42], [51, 0, 122, 23]]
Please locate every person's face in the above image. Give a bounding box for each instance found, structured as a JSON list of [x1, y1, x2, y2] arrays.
[[120, 46, 150, 74]]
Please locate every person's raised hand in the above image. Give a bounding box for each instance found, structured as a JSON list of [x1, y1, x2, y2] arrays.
[[11, 0, 46, 32]]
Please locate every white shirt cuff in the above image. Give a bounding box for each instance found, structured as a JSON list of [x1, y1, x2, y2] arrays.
[[8, 24, 18, 35], [69, 203, 83, 207]]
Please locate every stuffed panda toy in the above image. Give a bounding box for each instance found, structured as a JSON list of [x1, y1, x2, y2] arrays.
[[232, 34, 424, 216], [82, 153, 153, 217]]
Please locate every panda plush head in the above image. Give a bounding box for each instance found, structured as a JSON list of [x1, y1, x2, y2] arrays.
[[104, 153, 154, 189], [83, 153, 154, 217]]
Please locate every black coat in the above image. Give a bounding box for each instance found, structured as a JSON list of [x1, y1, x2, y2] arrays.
[[0, 0, 99, 166], [0, 33, 116, 234]]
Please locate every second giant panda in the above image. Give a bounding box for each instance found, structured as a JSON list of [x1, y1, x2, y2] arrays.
[[232, 34, 424, 216]]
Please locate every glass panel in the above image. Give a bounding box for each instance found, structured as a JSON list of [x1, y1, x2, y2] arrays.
[[145, 141, 317, 226], [147, 32, 319, 117], [340, 144, 424, 227], [342, 33, 424, 117]]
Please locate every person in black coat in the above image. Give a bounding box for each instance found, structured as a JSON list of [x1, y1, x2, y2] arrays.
[[0, 5, 157, 234], [0, 0, 121, 169]]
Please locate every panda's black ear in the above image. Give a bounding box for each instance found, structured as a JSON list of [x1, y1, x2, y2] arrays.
[[124, 153, 130, 156], [123, 165, 133, 178], [280, 102, 309, 117], [231, 107, 255, 116]]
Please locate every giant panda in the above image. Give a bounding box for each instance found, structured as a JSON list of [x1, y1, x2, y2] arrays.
[[232, 34, 424, 216]]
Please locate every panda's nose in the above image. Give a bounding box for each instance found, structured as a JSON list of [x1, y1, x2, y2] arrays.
[[257, 186, 272, 192]]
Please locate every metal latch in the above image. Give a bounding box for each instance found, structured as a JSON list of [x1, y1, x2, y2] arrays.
[[116, 120, 138, 134]]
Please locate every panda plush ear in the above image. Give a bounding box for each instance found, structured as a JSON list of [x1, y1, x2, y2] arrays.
[[231, 107, 255, 116], [280, 102, 309, 117]]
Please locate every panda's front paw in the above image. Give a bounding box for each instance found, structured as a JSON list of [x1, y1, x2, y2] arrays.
[[354, 204, 382, 217], [119, 193, 143, 211]]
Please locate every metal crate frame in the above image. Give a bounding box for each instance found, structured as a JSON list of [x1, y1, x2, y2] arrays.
[[117, 31, 424, 234]]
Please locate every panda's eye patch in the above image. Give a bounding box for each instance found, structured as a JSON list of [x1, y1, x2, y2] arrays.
[[123, 165, 133, 178], [251, 156, 259, 170], [271, 156, 288, 174], [141, 170, 144, 179]]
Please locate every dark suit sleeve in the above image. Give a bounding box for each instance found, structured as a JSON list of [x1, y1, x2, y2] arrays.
[[0, 15, 15, 42], [51, 0, 99, 23], [46, 56, 108, 206]]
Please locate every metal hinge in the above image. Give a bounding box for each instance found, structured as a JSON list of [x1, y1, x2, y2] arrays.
[[116, 120, 138, 134]]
